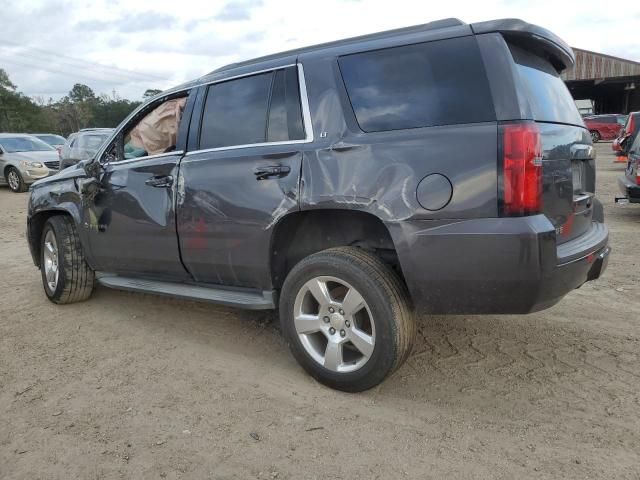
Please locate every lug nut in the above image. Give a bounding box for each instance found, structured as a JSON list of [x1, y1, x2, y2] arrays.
[[328, 307, 335, 313], [339, 309, 344, 315], [323, 316, 330, 323], [340, 330, 346, 337], [345, 320, 350, 327], [329, 327, 336, 335]]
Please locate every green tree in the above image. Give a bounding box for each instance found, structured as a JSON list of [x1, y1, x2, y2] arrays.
[[143, 88, 162, 99]]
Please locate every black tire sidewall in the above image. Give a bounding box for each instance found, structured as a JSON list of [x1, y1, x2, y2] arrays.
[[280, 253, 398, 391], [591, 131, 600, 142], [40, 221, 66, 301]]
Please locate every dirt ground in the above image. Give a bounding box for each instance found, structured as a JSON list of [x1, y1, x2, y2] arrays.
[[1, 143, 639, 479]]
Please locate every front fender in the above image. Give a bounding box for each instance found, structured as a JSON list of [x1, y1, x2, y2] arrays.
[[27, 176, 94, 269]]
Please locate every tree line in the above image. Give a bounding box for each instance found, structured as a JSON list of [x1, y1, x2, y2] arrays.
[[0, 68, 162, 137]]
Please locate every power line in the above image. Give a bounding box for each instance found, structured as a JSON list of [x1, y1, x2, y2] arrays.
[[0, 48, 169, 85], [0, 38, 170, 82], [0, 55, 151, 90]]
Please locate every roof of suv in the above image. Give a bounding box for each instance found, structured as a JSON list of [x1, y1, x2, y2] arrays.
[[207, 17, 573, 78]]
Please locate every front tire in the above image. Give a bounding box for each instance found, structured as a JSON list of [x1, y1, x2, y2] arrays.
[[41, 216, 95, 304], [279, 247, 416, 392], [5, 167, 27, 192], [590, 130, 601, 143]]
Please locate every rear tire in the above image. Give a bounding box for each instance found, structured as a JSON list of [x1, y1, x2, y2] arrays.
[[590, 130, 601, 143], [5, 167, 27, 193], [279, 247, 416, 392], [40, 216, 95, 304]]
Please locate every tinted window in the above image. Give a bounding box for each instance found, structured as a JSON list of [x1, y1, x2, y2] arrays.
[[338, 37, 496, 132], [267, 69, 305, 142], [201, 72, 272, 149], [509, 44, 583, 126]]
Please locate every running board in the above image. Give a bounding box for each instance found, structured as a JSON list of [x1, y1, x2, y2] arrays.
[[96, 274, 276, 310]]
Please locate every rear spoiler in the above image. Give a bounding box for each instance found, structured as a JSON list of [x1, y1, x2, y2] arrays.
[[471, 18, 575, 72]]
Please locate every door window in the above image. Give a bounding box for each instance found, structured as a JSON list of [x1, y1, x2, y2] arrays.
[[119, 96, 188, 161], [199, 66, 305, 149]]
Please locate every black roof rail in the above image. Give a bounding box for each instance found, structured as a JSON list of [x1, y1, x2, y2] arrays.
[[210, 18, 466, 75]]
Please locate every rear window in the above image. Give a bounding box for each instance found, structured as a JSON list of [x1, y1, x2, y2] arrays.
[[338, 36, 496, 133], [509, 44, 583, 126]]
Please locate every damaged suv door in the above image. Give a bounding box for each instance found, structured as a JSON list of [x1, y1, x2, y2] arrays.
[[177, 64, 311, 289], [85, 91, 194, 278]]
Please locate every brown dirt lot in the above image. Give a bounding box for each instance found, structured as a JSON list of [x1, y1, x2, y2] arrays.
[[1, 143, 639, 479]]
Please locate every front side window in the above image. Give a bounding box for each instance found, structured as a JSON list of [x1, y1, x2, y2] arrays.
[[122, 96, 188, 160], [338, 36, 496, 132], [199, 66, 305, 150]]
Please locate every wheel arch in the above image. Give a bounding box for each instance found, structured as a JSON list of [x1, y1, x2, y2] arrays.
[[29, 208, 79, 268], [269, 209, 405, 291]]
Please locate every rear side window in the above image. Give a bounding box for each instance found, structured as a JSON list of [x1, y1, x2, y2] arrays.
[[267, 69, 305, 142], [338, 36, 496, 132], [200, 67, 305, 149], [509, 44, 583, 126]]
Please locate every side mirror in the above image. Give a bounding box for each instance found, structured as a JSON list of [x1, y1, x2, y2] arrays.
[[0, 146, 4, 155]]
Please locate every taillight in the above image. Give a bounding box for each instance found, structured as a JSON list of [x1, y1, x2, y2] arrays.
[[627, 115, 636, 136], [501, 122, 543, 216]]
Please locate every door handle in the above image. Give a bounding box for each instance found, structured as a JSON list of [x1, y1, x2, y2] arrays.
[[145, 175, 174, 188], [253, 165, 291, 180]]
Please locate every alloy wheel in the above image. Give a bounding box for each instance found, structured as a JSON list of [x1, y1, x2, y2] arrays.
[[293, 276, 376, 373], [43, 230, 59, 293]]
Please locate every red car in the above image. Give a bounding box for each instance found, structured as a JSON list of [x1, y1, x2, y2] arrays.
[[584, 114, 627, 142]]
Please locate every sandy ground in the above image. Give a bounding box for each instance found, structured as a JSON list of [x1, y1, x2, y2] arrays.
[[1, 143, 639, 479]]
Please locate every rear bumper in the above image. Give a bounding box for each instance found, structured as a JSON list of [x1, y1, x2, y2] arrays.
[[618, 176, 640, 203], [391, 215, 610, 314]]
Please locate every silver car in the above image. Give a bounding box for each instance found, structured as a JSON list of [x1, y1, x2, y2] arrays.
[[0, 134, 59, 192]]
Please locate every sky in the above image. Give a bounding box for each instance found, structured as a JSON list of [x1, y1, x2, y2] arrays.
[[1, 0, 639, 101]]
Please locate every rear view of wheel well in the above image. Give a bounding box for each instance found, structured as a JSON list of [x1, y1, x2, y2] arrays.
[[30, 211, 72, 268], [270, 210, 403, 289]]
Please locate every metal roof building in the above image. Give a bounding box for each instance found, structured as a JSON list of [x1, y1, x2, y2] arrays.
[[563, 48, 640, 114]]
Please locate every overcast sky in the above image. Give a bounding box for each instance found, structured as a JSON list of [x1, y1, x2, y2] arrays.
[[1, 0, 639, 101]]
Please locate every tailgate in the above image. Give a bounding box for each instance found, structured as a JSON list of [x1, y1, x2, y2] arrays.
[[506, 41, 595, 244], [538, 123, 595, 243]]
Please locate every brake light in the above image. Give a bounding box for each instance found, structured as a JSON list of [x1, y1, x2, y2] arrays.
[[501, 122, 543, 216]]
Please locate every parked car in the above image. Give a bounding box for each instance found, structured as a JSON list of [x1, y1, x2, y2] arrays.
[[59, 128, 113, 170], [0, 134, 59, 192], [26, 18, 610, 391], [583, 114, 626, 142], [618, 129, 640, 203], [32, 134, 66, 154], [612, 112, 639, 156]]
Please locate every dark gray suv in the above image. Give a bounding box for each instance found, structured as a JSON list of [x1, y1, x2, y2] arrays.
[[26, 18, 610, 391]]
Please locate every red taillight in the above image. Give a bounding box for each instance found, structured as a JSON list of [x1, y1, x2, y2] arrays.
[[501, 122, 543, 216], [627, 115, 636, 136]]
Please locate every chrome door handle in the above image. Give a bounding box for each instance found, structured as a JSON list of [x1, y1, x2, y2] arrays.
[[253, 165, 291, 180], [145, 175, 174, 188]]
